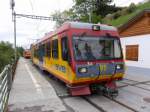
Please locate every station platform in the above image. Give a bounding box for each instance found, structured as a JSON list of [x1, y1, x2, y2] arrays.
[[8, 58, 66, 112]]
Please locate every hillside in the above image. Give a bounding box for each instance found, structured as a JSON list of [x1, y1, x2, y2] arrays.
[[103, 2, 150, 27]]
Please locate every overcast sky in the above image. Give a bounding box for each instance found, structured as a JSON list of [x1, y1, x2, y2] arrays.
[[0, 0, 144, 49]]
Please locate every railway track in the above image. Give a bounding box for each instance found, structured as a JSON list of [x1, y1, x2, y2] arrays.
[[122, 78, 150, 86], [82, 96, 107, 112], [31, 64, 148, 112], [50, 75, 150, 112], [41, 72, 150, 112], [44, 76, 106, 112], [118, 78, 150, 92], [57, 91, 140, 112], [43, 74, 140, 112], [83, 95, 139, 112], [103, 95, 138, 112], [27, 60, 150, 112], [58, 94, 139, 112]]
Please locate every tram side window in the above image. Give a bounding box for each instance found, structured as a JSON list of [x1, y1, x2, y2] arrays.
[[44, 44, 46, 56], [34, 48, 36, 57], [39, 45, 44, 61], [35, 49, 37, 58], [46, 42, 51, 58], [34, 46, 38, 58], [52, 39, 58, 59], [61, 37, 68, 61], [42, 44, 45, 56], [37, 48, 40, 59]]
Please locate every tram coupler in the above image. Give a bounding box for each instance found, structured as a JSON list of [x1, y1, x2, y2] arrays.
[[103, 81, 118, 98], [68, 85, 91, 96]]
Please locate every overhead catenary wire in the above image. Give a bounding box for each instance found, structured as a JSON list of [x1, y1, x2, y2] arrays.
[[15, 13, 73, 21], [28, 0, 41, 38], [29, 0, 34, 13], [10, 0, 76, 50]]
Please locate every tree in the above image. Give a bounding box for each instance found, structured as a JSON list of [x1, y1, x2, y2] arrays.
[[51, 11, 65, 28], [73, 0, 121, 21], [51, 0, 121, 27], [17, 46, 24, 56], [0, 41, 14, 72], [51, 9, 79, 28], [127, 3, 136, 13]]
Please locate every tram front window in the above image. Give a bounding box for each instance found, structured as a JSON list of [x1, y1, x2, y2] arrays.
[[73, 36, 122, 61]]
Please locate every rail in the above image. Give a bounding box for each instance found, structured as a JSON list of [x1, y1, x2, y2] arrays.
[[0, 60, 18, 112]]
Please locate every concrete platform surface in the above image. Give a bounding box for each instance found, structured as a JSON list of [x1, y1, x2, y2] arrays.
[[8, 58, 66, 112], [125, 66, 150, 82]]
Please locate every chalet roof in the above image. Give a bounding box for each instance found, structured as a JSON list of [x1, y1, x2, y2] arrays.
[[118, 9, 150, 33]]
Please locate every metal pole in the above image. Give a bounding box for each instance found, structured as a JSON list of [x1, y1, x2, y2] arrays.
[[88, 3, 92, 23], [13, 12, 17, 60], [10, 0, 17, 60], [89, 11, 92, 23]]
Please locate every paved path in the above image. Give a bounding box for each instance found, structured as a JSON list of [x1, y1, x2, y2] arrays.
[[8, 58, 66, 112]]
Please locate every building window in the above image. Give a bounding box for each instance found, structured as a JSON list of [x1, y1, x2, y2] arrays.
[[52, 39, 58, 59], [126, 45, 138, 61], [61, 37, 68, 61]]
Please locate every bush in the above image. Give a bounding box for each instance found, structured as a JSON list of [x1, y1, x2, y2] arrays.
[[105, 14, 114, 21], [120, 8, 129, 15], [91, 13, 102, 23], [113, 10, 122, 19], [127, 3, 136, 13], [0, 41, 14, 72]]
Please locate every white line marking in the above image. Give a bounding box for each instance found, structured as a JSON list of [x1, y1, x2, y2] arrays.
[[25, 63, 44, 98]]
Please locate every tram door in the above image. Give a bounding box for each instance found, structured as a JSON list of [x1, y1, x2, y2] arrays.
[[61, 37, 71, 78]]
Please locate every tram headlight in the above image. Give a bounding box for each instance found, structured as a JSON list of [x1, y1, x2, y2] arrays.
[[92, 25, 100, 31], [116, 64, 123, 70], [78, 67, 87, 73]]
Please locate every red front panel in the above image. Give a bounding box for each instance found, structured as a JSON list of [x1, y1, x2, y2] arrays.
[[67, 28, 122, 72]]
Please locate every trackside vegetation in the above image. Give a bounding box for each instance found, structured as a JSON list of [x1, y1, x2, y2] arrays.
[[103, 2, 150, 27], [52, 1, 150, 28], [0, 41, 24, 72]]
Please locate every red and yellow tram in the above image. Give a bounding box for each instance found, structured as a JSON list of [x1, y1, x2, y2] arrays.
[[23, 49, 31, 59], [31, 22, 125, 96]]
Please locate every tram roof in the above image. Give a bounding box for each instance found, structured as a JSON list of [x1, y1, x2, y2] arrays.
[[68, 22, 117, 31], [34, 22, 117, 45]]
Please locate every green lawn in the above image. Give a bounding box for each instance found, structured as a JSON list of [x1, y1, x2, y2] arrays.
[[103, 2, 150, 27]]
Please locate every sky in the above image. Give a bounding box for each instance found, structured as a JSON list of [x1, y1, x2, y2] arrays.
[[0, 0, 145, 49]]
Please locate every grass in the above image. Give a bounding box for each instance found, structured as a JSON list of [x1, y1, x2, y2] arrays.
[[103, 2, 150, 27]]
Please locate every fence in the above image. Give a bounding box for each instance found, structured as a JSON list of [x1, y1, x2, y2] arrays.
[[0, 60, 18, 112]]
